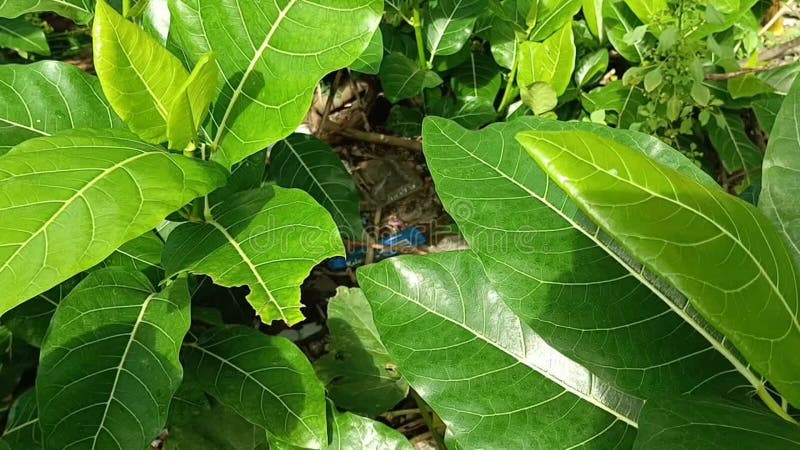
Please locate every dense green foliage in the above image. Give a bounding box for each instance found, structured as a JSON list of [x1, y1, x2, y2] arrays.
[[1, 0, 799, 448]]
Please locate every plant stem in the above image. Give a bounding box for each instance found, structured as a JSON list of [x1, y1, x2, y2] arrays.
[[410, 390, 446, 449], [497, 55, 520, 118], [756, 383, 797, 424], [412, 2, 427, 70]]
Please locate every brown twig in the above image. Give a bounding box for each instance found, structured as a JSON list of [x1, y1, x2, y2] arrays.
[[381, 408, 421, 420], [336, 128, 423, 151], [705, 58, 798, 80]]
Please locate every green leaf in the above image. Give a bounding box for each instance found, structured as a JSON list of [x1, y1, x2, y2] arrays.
[[350, 27, 383, 74], [380, 52, 443, 103], [316, 287, 408, 417], [1, 275, 81, 348], [752, 93, 784, 134], [451, 52, 502, 103], [358, 251, 640, 449], [530, 0, 581, 41], [488, 17, 518, 69], [0, 61, 125, 155], [163, 187, 343, 325], [518, 129, 800, 408], [386, 105, 423, 137], [167, 52, 219, 151], [137, 0, 171, 44], [0, 18, 49, 55], [328, 406, 413, 450], [603, 0, 645, 62], [519, 22, 575, 96], [164, 382, 268, 450], [93, 0, 191, 144], [271, 134, 363, 240], [425, 0, 486, 60], [183, 325, 327, 449], [582, 80, 647, 128], [574, 48, 609, 87], [422, 117, 745, 406], [729, 74, 775, 99], [0, 0, 92, 24], [760, 78, 800, 266], [706, 111, 763, 189], [623, 0, 666, 24], [634, 397, 800, 449], [95, 231, 164, 283], [0, 129, 227, 317], [520, 81, 558, 114], [583, 0, 604, 41], [36, 269, 192, 450], [167, 0, 383, 169], [1, 389, 40, 449]]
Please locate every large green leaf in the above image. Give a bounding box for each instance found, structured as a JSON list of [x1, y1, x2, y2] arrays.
[[0, 129, 227, 317], [328, 406, 413, 450], [518, 22, 575, 96], [0, 61, 125, 154], [424, 0, 487, 60], [271, 134, 363, 240], [316, 287, 408, 417], [163, 187, 343, 325], [350, 26, 383, 75], [0, 389, 40, 449], [450, 52, 502, 104], [760, 78, 800, 266], [359, 252, 640, 449], [634, 397, 800, 449], [166, 52, 218, 151], [519, 129, 800, 408], [183, 325, 327, 449], [93, 0, 191, 144], [603, 0, 645, 62], [529, 0, 581, 41], [422, 117, 745, 406], [0, 0, 92, 23], [167, 0, 382, 168], [706, 111, 763, 189], [0, 17, 49, 55], [95, 231, 164, 283], [36, 269, 191, 450], [582, 80, 647, 128]]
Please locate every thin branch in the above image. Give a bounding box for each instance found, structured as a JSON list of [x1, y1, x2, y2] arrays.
[[705, 58, 798, 80], [336, 128, 423, 151]]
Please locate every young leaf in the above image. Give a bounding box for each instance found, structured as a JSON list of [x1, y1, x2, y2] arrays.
[[358, 252, 640, 449], [0, 0, 92, 24], [424, 0, 487, 60], [166, 52, 219, 151], [163, 187, 343, 325], [518, 22, 575, 96], [316, 287, 409, 416], [167, 0, 383, 168], [0, 389, 40, 448], [583, 0, 604, 41], [519, 130, 800, 408], [604, 0, 646, 62], [529, 0, 582, 41], [93, 0, 192, 144], [36, 270, 192, 450], [574, 48, 609, 87], [0, 61, 125, 155], [422, 117, 747, 405], [271, 134, 364, 240], [705, 111, 763, 189], [183, 325, 327, 449], [328, 405, 413, 450], [623, 0, 667, 25], [380, 52, 443, 103], [760, 78, 800, 266], [0, 17, 49, 55], [0, 129, 227, 317], [634, 397, 800, 449]]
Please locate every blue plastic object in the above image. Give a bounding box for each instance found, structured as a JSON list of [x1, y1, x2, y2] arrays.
[[326, 227, 427, 270]]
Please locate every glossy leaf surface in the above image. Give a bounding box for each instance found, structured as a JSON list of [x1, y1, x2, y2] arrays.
[[0, 0, 92, 23], [166, 52, 218, 150], [0, 129, 227, 317], [424, 0, 487, 59], [36, 270, 191, 450], [328, 406, 413, 450], [0, 18, 49, 55], [518, 22, 575, 95], [359, 252, 640, 449], [0, 61, 124, 154], [167, 0, 383, 168], [183, 325, 327, 449], [163, 187, 343, 325], [519, 129, 800, 407]]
